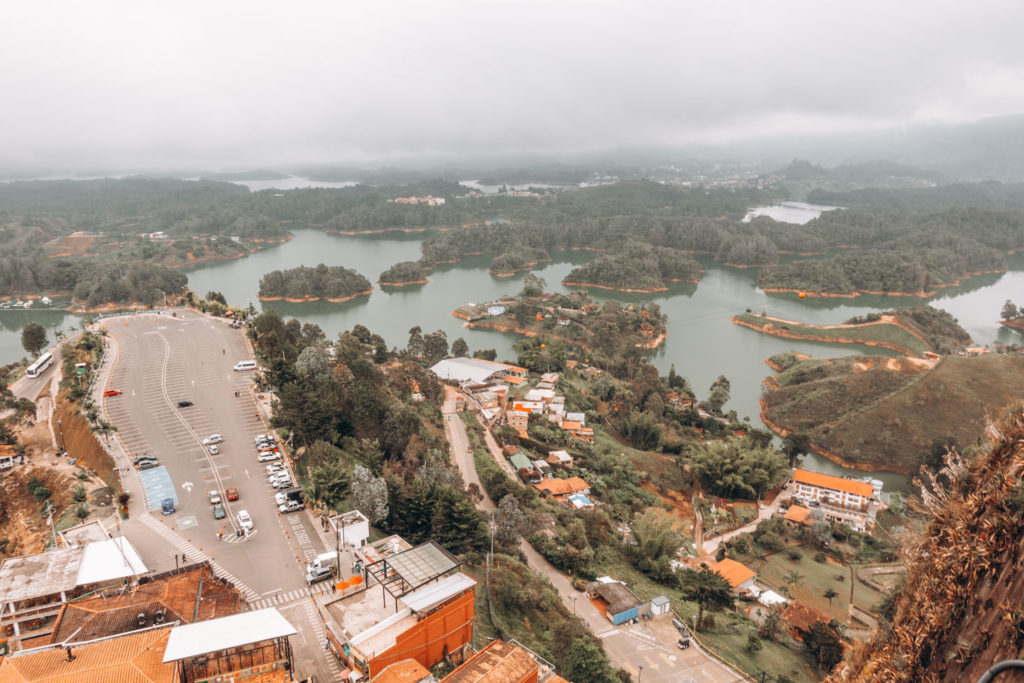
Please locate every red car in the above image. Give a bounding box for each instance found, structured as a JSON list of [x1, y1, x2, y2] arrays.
[[103, 389, 122, 397], [225, 488, 239, 501]]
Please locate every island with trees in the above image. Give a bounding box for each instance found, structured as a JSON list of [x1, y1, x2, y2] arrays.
[[1001, 299, 1024, 333], [563, 243, 702, 292], [258, 264, 372, 302], [378, 261, 428, 286], [733, 305, 972, 357], [488, 247, 551, 277]]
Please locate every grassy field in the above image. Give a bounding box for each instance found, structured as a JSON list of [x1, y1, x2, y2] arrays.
[[752, 546, 884, 622], [734, 312, 930, 355]]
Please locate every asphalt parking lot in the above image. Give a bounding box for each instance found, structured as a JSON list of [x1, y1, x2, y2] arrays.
[[99, 310, 341, 681]]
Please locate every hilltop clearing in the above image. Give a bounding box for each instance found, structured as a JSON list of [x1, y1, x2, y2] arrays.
[[762, 353, 1024, 473]]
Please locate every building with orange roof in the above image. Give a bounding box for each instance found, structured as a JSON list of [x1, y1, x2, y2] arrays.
[[506, 409, 530, 437], [373, 659, 435, 682], [559, 421, 594, 443], [442, 639, 540, 683], [709, 558, 757, 594], [533, 477, 590, 498], [0, 625, 176, 682], [792, 469, 879, 531], [784, 505, 812, 527]]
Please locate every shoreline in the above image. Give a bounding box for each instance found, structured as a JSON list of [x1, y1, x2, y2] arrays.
[[166, 234, 294, 269], [454, 315, 668, 351], [326, 222, 480, 236], [489, 258, 552, 278], [258, 289, 372, 304], [731, 314, 929, 357], [1002, 319, 1024, 333], [378, 279, 429, 287], [562, 280, 669, 293]]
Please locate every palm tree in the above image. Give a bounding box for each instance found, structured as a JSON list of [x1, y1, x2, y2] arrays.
[[824, 588, 839, 607], [784, 569, 804, 595]]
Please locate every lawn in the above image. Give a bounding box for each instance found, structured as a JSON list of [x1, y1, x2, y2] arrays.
[[735, 312, 930, 355], [753, 545, 884, 623]]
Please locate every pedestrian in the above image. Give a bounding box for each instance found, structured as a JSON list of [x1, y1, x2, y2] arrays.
[[217, 530, 223, 541], [331, 582, 336, 594], [181, 553, 187, 564]]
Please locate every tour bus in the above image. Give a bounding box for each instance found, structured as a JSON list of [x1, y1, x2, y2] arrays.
[[26, 352, 53, 378], [233, 360, 257, 372]]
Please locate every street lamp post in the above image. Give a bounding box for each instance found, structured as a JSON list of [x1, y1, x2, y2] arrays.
[[570, 594, 577, 615], [638, 664, 643, 682]]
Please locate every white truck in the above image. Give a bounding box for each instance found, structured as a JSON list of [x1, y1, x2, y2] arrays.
[[305, 551, 340, 584]]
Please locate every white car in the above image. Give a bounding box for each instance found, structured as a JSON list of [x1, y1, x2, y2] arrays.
[[271, 476, 293, 489], [208, 490, 221, 505], [255, 437, 275, 448], [269, 471, 292, 485], [236, 510, 253, 531], [274, 490, 290, 505], [253, 434, 273, 444], [258, 451, 281, 462], [208, 444, 220, 455], [279, 500, 302, 514], [202, 434, 224, 446], [266, 464, 285, 476]]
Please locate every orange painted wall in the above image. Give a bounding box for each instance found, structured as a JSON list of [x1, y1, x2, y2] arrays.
[[368, 591, 475, 677]]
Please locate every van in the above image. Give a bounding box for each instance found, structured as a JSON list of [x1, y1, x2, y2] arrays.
[[161, 498, 175, 515], [233, 360, 257, 372], [0, 456, 14, 472], [306, 551, 340, 575]]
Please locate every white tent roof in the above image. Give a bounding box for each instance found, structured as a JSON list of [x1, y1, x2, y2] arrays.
[[401, 573, 476, 614], [758, 590, 788, 607], [429, 357, 508, 384], [162, 607, 297, 662], [75, 537, 147, 585]]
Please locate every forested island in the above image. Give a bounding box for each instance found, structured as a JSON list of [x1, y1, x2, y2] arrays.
[[258, 264, 372, 302], [562, 243, 701, 292], [734, 305, 972, 356], [488, 247, 551, 276], [378, 261, 428, 286]]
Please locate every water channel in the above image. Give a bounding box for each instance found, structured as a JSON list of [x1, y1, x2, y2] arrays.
[[4, 226, 1024, 492]]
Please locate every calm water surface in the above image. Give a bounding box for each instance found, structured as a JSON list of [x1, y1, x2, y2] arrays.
[[5, 228, 1024, 492]]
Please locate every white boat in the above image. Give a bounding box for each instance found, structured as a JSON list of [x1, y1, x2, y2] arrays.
[[40, 296, 52, 305], [22, 300, 33, 308]]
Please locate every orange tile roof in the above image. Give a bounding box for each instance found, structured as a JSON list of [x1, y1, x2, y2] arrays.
[[793, 469, 872, 498], [533, 477, 589, 497], [0, 627, 175, 682], [560, 420, 582, 431], [784, 505, 812, 525], [710, 558, 756, 589], [503, 375, 526, 385], [443, 639, 538, 682], [374, 658, 432, 682]]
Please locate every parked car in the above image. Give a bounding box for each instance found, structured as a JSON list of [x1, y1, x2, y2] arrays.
[[258, 451, 281, 463], [208, 490, 221, 505], [202, 434, 224, 446], [269, 471, 292, 485], [306, 567, 333, 585], [133, 454, 157, 465], [225, 487, 239, 501], [266, 464, 285, 476], [271, 476, 293, 489], [177, 399, 194, 408], [213, 504, 226, 520], [236, 510, 253, 531], [103, 389, 122, 397], [208, 444, 220, 455], [253, 434, 273, 443], [161, 498, 175, 515], [677, 638, 690, 650], [278, 500, 302, 514], [138, 460, 160, 470]]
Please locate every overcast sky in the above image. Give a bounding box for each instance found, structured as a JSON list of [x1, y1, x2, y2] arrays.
[[2, 1, 1023, 173]]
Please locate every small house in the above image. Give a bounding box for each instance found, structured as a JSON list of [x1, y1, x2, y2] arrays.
[[710, 558, 757, 595], [546, 450, 573, 468], [506, 410, 530, 436], [564, 412, 586, 426], [533, 477, 590, 499], [650, 595, 671, 616], [784, 505, 812, 527], [509, 453, 541, 483], [540, 372, 560, 384], [533, 459, 554, 478], [586, 578, 647, 625]]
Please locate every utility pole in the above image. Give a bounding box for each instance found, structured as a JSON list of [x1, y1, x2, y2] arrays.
[[57, 419, 64, 452], [45, 502, 57, 548]]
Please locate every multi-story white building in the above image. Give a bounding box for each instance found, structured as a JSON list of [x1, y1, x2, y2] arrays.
[[792, 469, 878, 531]]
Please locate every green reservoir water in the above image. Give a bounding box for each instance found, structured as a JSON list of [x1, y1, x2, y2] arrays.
[[5, 228, 1024, 491]]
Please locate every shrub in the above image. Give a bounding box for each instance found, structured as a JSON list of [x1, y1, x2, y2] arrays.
[[72, 485, 87, 503], [787, 549, 802, 561], [75, 504, 89, 519], [745, 634, 763, 653], [814, 552, 827, 563], [757, 532, 784, 551]]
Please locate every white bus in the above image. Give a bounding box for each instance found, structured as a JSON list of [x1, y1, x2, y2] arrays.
[[233, 360, 257, 372], [26, 352, 53, 378]]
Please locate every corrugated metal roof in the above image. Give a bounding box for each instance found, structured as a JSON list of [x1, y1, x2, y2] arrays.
[[401, 573, 476, 614], [162, 608, 296, 662]]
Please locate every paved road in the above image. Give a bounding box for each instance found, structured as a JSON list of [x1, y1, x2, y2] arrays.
[[702, 494, 785, 556], [96, 310, 340, 682], [442, 387, 745, 683]]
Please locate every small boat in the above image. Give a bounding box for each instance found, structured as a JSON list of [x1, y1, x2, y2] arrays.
[[22, 300, 33, 308], [40, 296, 52, 305]]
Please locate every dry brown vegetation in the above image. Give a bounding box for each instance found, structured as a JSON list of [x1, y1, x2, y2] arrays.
[[830, 406, 1024, 682]]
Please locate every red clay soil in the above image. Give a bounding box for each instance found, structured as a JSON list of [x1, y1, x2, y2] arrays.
[[0, 466, 77, 556], [54, 394, 118, 489], [641, 482, 695, 529], [44, 232, 97, 258]]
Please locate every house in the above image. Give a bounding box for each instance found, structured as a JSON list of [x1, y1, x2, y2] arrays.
[[0, 535, 148, 651], [331, 509, 371, 549], [540, 372, 560, 384], [503, 375, 526, 386], [524, 388, 555, 403], [374, 659, 436, 682], [532, 460, 554, 478], [322, 539, 476, 679], [782, 601, 831, 641], [586, 579, 648, 625], [442, 639, 551, 683], [709, 559, 757, 595], [0, 625, 177, 682], [784, 505, 812, 527], [650, 595, 671, 616], [533, 477, 590, 498], [536, 381, 555, 390], [564, 412, 586, 426], [509, 453, 541, 483], [512, 400, 544, 415], [792, 469, 878, 531], [48, 564, 241, 645], [507, 409, 530, 435], [545, 402, 565, 420], [429, 358, 525, 385], [546, 450, 573, 468], [559, 421, 594, 443]]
